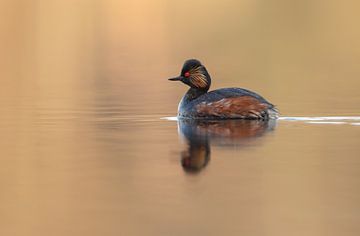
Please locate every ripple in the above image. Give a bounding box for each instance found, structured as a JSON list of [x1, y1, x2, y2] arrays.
[[161, 116, 178, 121], [279, 116, 360, 126], [279, 116, 360, 121]]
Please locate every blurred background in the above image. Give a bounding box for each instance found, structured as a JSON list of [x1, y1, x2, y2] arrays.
[[1, 1, 360, 236], [1, 0, 360, 115]]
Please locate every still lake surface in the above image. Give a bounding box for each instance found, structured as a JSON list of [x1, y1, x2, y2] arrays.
[[1, 1, 360, 236]]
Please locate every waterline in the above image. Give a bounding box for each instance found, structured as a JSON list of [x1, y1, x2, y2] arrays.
[[161, 116, 360, 126]]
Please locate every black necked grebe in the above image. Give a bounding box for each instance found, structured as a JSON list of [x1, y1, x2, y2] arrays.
[[168, 59, 278, 120]]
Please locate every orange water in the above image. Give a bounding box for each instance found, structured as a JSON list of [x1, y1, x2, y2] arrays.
[[1, 1, 360, 235]]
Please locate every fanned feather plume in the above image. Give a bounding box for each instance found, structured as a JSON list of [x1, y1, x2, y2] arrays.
[[189, 66, 208, 88]]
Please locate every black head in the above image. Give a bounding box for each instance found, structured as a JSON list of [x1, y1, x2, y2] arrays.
[[168, 59, 211, 91]]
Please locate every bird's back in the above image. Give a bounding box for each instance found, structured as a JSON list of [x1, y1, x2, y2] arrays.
[[179, 88, 278, 119]]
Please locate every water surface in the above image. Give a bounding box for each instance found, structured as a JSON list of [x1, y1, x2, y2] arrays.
[[1, 1, 360, 236]]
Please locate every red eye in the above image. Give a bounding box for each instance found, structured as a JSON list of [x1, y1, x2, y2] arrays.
[[184, 72, 190, 77]]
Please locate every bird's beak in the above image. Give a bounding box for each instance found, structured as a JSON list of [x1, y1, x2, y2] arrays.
[[168, 76, 183, 81]]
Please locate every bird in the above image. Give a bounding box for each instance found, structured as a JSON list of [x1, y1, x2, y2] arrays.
[[168, 59, 278, 120]]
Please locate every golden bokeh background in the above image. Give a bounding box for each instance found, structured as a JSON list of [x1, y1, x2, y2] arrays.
[[1, 1, 360, 236]]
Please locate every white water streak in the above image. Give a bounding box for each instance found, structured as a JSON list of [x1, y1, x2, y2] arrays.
[[279, 116, 360, 126], [161, 116, 178, 121], [306, 121, 347, 125], [279, 116, 360, 121]]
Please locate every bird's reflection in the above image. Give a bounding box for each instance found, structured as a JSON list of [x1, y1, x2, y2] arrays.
[[178, 119, 276, 173]]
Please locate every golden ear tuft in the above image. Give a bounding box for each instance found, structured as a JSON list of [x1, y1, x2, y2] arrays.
[[189, 66, 208, 88]]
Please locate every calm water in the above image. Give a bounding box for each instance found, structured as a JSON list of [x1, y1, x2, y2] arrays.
[[1, 1, 360, 236]]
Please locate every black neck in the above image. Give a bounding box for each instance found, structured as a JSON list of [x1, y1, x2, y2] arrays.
[[178, 88, 208, 116], [184, 87, 207, 101]]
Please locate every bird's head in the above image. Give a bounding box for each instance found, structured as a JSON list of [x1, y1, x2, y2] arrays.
[[168, 59, 211, 91]]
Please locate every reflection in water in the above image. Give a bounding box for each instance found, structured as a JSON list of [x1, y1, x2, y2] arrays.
[[178, 119, 276, 173]]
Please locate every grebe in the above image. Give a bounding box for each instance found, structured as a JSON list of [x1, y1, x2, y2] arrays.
[[168, 59, 278, 120]]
